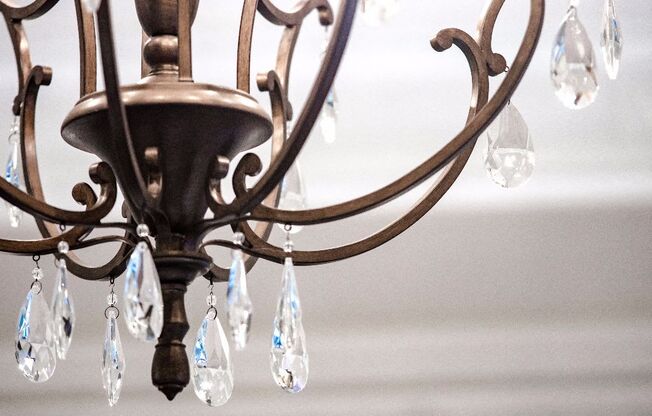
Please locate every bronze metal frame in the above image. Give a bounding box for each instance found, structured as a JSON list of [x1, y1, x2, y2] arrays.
[[0, 0, 545, 400]]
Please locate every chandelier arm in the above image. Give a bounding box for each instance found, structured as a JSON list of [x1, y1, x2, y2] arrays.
[[0, 0, 59, 21], [207, 0, 356, 225], [95, 0, 165, 228], [477, 0, 509, 76], [258, 0, 333, 27], [73, 0, 97, 97], [224, 0, 544, 228]]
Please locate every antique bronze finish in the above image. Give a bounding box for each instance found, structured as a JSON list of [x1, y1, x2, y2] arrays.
[[0, 0, 545, 400]]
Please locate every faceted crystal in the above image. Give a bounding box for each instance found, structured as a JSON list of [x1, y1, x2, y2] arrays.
[[5, 120, 22, 228], [320, 88, 338, 144], [51, 259, 75, 360], [551, 6, 599, 109], [277, 162, 307, 234], [102, 308, 125, 407], [15, 285, 56, 382], [226, 249, 253, 350], [82, 0, 102, 12], [483, 102, 535, 188], [270, 258, 309, 393], [123, 242, 163, 342], [361, 0, 399, 26], [191, 312, 234, 407], [600, 0, 623, 80]]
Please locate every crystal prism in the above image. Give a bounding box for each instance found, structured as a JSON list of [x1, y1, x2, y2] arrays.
[[270, 258, 309, 393], [15, 285, 56, 382], [483, 102, 535, 188], [277, 162, 307, 234], [5, 119, 22, 227], [226, 249, 253, 351], [600, 0, 623, 80], [102, 308, 125, 407], [191, 312, 234, 407], [82, 0, 102, 12], [361, 0, 399, 26], [51, 259, 75, 360], [320, 88, 338, 144], [551, 6, 599, 109], [123, 241, 163, 342]]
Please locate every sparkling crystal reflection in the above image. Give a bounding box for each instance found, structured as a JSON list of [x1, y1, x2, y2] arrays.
[[102, 308, 125, 407], [123, 242, 163, 342], [320, 88, 338, 144], [15, 285, 56, 382], [6, 119, 22, 227], [270, 258, 309, 393], [484, 102, 535, 188], [226, 249, 253, 350], [192, 312, 234, 407], [551, 6, 599, 109], [361, 0, 399, 26], [600, 0, 623, 80], [51, 259, 75, 359], [277, 162, 307, 234]]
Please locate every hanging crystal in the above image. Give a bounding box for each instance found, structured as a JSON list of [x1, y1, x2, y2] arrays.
[[102, 292, 125, 407], [226, 232, 253, 351], [192, 295, 234, 407], [361, 0, 400, 26], [15, 276, 56, 383], [82, 0, 102, 13], [319, 30, 338, 144], [123, 241, 163, 342], [277, 162, 307, 234], [483, 102, 535, 188], [270, 236, 309, 393], [551, 4, 599, 109], [600, 0, 623, 80], [51, 258, 75, 360], [5, 116, 22, 228]]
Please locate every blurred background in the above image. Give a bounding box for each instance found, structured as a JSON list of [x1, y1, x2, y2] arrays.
[[0, 0, 650, 415]]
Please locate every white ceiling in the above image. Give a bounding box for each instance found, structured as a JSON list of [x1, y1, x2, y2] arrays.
[[0, 1, 651, 415]]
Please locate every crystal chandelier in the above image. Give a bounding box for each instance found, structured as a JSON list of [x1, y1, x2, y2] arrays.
[[2, 0, 545, 407]]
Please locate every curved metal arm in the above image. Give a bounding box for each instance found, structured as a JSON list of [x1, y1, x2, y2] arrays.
[[74, 0, 97, 97]]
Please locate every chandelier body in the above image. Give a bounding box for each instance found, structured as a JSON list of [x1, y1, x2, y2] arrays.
[[0, 0, 544, 402]]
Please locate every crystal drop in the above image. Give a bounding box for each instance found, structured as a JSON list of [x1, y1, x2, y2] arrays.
[[361, 0, 399, 26], [57, 240, 70, 254], [5, 124, 22, 228], [191, 312, 234, 407], [277, 162, 307, 234], [551, 6, 599, 109], [123, 242, 163, 342], [82, 0, 102, 12], [270, 258, 309, 393], [102, 308, 125, 407], [136, 223, 150, 238], [600, 0, 623, 80], [31, 267, 44, 281], [226, 249, 253, 351], [15, 285, 56, 382], [320, 88, 338, 144], [483, 102, 535, 188], [51, 259, 75, 360]]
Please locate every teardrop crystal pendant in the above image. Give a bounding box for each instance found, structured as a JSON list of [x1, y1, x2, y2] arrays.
[[102, 307, 125, 407], [361, 0, 399, 26], [551, 5, 599, 109], [226, 233, 253, 351], [82, 0, 102, 13], [5, 116, 22, 228], [123, 241, 163, 342], [483, 102, 535, 188], [192, 309, 234, 407], [320, 88, 338, 144], [600, 0, 623, 80], [15, 283, 57, 383], [270, 257, 309, 393], [277, 162, 307, 234], [51, 259, 75, 359]]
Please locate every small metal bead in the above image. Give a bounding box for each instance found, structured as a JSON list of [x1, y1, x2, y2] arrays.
[[283, 240, 294, 253], [107, 293, 117, 306], [31, 267, 44, 281], [233, 232, 245, 245], [57, 240, 70, 254], [206, 293, 217, 307], [136, 224, 150, 238]]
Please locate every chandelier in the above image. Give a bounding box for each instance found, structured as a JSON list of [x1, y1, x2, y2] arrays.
[[2, 0, 545, 407]]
